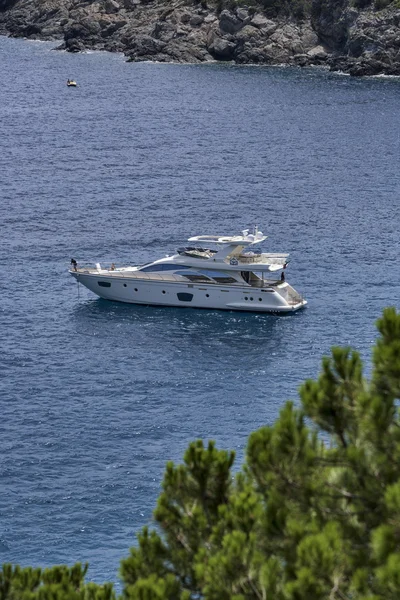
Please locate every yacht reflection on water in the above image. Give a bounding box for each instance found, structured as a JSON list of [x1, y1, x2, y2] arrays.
[[72, 293, 304, 357]]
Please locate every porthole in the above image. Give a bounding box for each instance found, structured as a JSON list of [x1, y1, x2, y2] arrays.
[[206, 294, 209, 298], [162, 290, 166, 294], [250, 297, 254, 301], [244, 296, 248, 300], [98, 281, 111, 288], [123, 284, 127, 287], [134, 288, 138, 292], [259, 298, 262, 301]]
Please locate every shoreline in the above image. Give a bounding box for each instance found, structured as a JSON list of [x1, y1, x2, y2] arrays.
[[4, 33, 400, 81], [1, 0, 400, 76]]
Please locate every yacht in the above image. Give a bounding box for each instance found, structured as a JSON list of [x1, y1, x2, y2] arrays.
[[69, 229, 307, 313]]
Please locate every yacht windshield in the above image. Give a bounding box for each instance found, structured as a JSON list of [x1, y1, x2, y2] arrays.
[[176, 247, 216, 259]]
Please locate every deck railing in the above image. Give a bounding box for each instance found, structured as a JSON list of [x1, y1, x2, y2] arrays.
[[73, 267, 286, 289], [75, 268, 189, 283]]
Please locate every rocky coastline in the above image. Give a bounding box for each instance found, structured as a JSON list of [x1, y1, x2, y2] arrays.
[[1, 0, 400, 76]]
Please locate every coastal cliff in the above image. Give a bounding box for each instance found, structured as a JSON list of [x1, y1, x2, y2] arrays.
[[1, 0, 400, 75]]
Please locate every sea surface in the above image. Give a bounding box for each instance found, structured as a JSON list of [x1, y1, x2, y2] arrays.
[[1, 35, 400, 585]]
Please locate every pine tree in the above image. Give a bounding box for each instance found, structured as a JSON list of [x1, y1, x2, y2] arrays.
[[0, 563, 115, 600], [120, 307, 400, 599]]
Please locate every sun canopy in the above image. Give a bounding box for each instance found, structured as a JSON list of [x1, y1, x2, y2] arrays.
[[188, 230, 267, 246]]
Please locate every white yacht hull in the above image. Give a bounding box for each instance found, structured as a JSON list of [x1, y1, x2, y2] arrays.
[[71, 272, 307, 313]]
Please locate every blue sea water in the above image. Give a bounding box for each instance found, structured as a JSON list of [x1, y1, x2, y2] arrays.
[[1, 35, 400, 584]]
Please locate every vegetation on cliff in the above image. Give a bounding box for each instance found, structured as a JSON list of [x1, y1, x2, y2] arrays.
[[353, 0, 397, 8], [243, 0, 312, 19], [2, 307, 400, 599]]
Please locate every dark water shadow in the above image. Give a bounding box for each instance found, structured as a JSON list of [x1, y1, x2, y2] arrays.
[[72, 298, 308, 355], [73, 296, 305, 323]]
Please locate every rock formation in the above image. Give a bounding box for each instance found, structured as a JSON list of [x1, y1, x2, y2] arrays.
[[312, 0, 400, 75], [1, 0, 400, 76]]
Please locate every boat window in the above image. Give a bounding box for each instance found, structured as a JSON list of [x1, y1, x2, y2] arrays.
[[140, 264, 190, 273], [212, 276, 237, 284], [177, 293, 193, 302], [195, 270, 238, 284], [195, 269, 231, 278], [98, 281, 111, 287], [176, 270, 213, 283]]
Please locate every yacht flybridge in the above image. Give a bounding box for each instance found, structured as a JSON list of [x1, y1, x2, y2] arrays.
[[69, 229, 307, 313]]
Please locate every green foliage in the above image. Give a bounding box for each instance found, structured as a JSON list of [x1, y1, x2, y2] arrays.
[[3, 307, 400, 600], [120, 307, 400, 599], [0, 564, 115, 600], [375, 0, 393, 8], [352, 0, 373, 8], [120, 441, 235, 598], [211, 0, 312, 20], [264, 0, 312, 19]]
